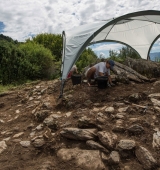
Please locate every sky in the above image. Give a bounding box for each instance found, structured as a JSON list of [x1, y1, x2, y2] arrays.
[[0, 0, 160, 57]]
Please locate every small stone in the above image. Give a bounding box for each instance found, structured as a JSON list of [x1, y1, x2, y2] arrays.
[[118, 107, 129, 113], [117, 140, 136, 150], [108, 151, 120, 165], [13, 132, 24, 138], [0, 119, 5, 123], [135, 146, 157, 169], [20, 141, 31, 147], [36, 124, 44, 131], [97, 131, 117, 149], [153, 80, 160, 86], [115, 113, 126, 119], [105, 107, 114, 114], [3, 137, 11, 141], [127, 124, 144, 134], [152, 130, 160, 148], [15, 109, 20, 114], [34, 110, 49, 122], [0, 141, 7, 154], [66, 112, 72, 117], [86, 140, 109, 153], [129, 93, 142, 103], [92, 107, 100, 112], [32, 138, 45, 148], [112, 126, 126, 133]]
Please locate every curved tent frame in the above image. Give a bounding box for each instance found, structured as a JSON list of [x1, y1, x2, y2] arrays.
[[59, 10, 160, 98]]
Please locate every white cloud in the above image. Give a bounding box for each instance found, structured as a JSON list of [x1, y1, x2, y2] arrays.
[[0, 0, 160, 42], [92, 43, 125, 51]]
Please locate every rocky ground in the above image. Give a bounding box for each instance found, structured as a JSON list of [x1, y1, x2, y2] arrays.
[[0, 78, 160, 170]]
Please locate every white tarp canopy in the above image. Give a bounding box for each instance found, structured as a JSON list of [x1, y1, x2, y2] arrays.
[[61, 10, 160, 81]]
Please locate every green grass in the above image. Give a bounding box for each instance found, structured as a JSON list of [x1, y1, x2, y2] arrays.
[[0, 84, 15, 93]]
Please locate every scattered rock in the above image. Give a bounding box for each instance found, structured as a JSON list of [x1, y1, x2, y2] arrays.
[[43, 114, 61, 130], [60, 128, 97, 141], [92, 107, 100, 112], [135, 146, 157, 169], [112, 126, 126, 133], [32, 137, 45, 148], [115, 112, 126, 119], [151, 98, 160, 107], [148, 93, 160, 98], [96, 112, 108, 124], [65, 112, 72, 117], [78, 116, 96, 128], [13, 132, 24, 138], [57, 148, 105, 170], [113, 102, 125, 107], [39, 161, 54, 170], [20, 141, 31, 147], [108, 151, 120, 165], [83, 100, 92, 107], [153, 80, 160, 86], [34, 110, 49, 122], [86, 140, 109, 153], [36, 124, 44, 131], [118, 107, 129, 113], [0, 141, 7, 154], [117, 140, 136, 150], [152, 130, 160, 148], [97, 131, 117, 149], [129, 93, 142, 103], [127, 124, 144, 134], [105, 107, 114, 114]]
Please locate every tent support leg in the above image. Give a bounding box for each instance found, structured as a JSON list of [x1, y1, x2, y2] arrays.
[[59, 79, 65, 99]]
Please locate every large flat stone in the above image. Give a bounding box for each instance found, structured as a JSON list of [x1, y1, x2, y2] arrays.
[[117, 140, 136, 150], [135, 146, 157, 170], [60, 128, 97, 140], [57, 148, 105, 170]]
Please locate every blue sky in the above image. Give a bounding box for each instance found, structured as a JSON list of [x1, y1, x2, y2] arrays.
[[0, 0, 160, 55]]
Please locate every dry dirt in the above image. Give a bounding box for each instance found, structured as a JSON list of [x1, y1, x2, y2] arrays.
[[0, 79, 160, 170]]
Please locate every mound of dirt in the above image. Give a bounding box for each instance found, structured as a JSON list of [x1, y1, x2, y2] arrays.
[[0, 79, 160, 170]]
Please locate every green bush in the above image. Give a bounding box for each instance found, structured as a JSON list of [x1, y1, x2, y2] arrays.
[[0, 41, 55, 84]]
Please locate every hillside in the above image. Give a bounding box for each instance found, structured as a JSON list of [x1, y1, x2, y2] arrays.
[[0, 79, 160, 170]]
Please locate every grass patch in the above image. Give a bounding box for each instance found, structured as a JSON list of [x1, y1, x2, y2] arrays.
[[0, 84, 15, 93]]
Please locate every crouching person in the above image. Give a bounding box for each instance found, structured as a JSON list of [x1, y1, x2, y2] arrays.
[[85, 60, 115, 86]]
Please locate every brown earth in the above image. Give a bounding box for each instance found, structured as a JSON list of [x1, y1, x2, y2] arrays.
[[0, 79, 160, 170]]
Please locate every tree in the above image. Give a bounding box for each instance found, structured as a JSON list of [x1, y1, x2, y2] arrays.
[[76, 48, 98, 72], [27, 33, 62, 61]]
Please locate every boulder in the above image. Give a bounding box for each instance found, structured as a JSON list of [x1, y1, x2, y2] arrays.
[[60, 128, 97, 141], [117, 140, 136, 150], [57, 148, 105, 170], [135, 146, 157, 169], [97, 131, 117, 149], [86, 140, 109, 153]]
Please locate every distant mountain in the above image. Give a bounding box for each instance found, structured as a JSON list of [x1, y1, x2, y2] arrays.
[[150, 52, 160, 61]]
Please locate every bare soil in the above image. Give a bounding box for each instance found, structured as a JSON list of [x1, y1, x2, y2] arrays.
[[0, 79, 160, 170]]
